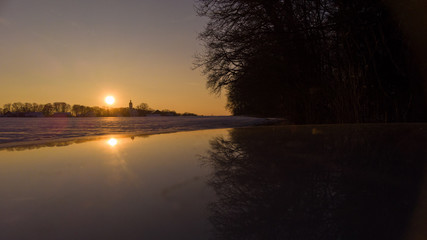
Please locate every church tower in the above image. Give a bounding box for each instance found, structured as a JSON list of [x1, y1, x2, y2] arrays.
[[129, 100, 133, 110]]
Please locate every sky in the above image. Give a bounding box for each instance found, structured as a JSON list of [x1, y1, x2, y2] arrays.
[[0, 0, 229, 115]]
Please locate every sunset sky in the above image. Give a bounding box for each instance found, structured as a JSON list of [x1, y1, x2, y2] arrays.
[[0, 0, 229, 115]]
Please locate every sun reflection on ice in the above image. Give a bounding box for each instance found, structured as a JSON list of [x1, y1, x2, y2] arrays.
[[107, 138, 118, 147]]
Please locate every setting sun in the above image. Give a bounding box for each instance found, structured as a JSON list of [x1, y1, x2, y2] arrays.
[[105, 96, 115, 105]]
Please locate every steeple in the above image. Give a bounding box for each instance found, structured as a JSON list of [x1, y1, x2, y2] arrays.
[[129, 100, 133, 109]]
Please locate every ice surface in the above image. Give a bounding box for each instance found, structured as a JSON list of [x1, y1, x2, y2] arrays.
[[0, 116, 275, 147]]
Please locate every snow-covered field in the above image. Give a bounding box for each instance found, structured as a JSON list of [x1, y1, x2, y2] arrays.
[[0, 116, 274, 147]]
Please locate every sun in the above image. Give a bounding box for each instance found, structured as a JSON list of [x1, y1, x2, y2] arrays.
[[105, 96, 115, 105]]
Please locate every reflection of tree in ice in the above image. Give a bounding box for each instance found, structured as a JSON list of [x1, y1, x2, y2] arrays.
[[203, 125, 426, 240]]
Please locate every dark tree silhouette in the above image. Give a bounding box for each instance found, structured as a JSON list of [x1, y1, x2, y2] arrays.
[[1, 101, 194, 117], [42, 103, 54, 116], [2, 103, 11, 113], [195, 0, 426, 123]]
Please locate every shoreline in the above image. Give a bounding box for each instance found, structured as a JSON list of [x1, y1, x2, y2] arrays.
[[0, 117, 282, 151], [0, 127, 228, 151], [1, 121, 425, 151]]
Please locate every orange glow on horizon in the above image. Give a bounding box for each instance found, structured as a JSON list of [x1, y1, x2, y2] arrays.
[[0, 1, 230, 116]]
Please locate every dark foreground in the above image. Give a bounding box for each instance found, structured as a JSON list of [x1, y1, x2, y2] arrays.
[[0, 124, 426, 239]]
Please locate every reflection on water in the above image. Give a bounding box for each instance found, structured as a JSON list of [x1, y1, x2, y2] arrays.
[[203, 124, 426, 240], [0, 135, 150, 152], [0, 125, 425, 239], [0, 138, 91, 151], [0, 129, 221, 240], [107, 137, 118, 147]]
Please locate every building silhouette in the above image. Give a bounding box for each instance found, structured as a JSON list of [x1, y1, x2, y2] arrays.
[[129, 100, 137, 117]]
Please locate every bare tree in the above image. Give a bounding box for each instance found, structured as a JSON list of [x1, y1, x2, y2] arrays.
[[195, 0, 426, 123], [42, 103, 54, 116], [136, 103, 151, 111], [3, 103, 11, 113], [11, 102, 24, 112]]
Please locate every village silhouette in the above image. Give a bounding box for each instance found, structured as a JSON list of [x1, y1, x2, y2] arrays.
[[0, 100, 197, 117]]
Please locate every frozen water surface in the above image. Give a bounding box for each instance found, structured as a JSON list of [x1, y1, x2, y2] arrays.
[[0, 116, 274, 147]]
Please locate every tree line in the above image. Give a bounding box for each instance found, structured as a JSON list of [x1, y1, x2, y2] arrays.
[[195, 0, 426, 123], [0, 102, 197, 117]]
